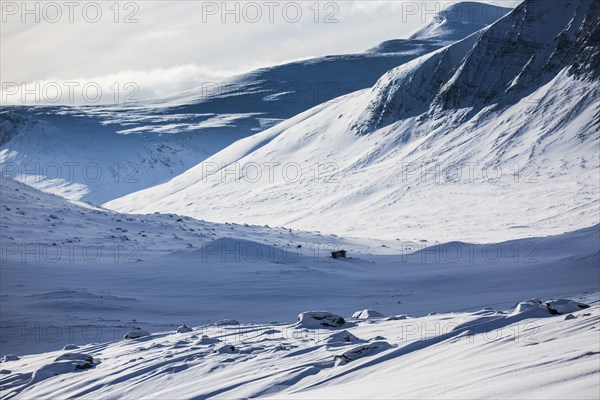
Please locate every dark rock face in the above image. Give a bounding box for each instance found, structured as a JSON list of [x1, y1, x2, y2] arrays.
[[124, 328, 151, 340], [354, 0, 600, 134], [0, 113, 38, 146], [437, 0, 599, 109], [334, 341, 393, 365]]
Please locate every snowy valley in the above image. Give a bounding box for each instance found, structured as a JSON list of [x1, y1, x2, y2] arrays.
[[1, 0, 599, 399]]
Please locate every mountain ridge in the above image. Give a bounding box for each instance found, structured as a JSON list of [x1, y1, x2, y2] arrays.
[[0, 3, 512, 204], [105, 0, 600, 243]]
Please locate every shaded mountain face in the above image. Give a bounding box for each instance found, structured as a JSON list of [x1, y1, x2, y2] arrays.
[[354, 0, 600, 133], [435, 0, 600, 109], [0, 4, 511, 204], [106, 0, 599, 243]]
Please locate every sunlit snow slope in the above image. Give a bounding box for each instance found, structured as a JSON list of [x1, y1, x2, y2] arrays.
[[0, 2, 511, 205], [107, 0, 600, 243], [1, 177, 598, 356]]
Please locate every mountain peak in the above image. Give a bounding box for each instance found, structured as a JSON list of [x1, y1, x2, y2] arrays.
[[408, 1, 513, 42], [354, 0, 599, 133]]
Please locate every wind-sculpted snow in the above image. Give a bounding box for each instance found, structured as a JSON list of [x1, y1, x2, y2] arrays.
[[1, 300, 598, 399], [1, 178, 599, 357], [1, 1, 598, 397]]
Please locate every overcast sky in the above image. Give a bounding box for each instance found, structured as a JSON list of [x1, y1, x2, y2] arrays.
[[1, 1, 518, 104]]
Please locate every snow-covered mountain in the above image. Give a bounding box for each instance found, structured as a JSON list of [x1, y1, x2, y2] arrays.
[[107, 0, 600, 243], [406, 0, 512, 44], [0, 2, 511, 205], [1, 2, 599, 397]]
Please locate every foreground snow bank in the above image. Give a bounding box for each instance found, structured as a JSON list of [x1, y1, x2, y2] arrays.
[[1, 296, 598, 399]]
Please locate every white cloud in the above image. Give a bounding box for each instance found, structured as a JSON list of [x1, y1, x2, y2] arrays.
[[0, 1, 516, 105], [1, 63, 262, 105], [142, 29, 184, 42]]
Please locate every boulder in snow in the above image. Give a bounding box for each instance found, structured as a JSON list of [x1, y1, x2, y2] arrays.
[[334, 341, 393, 365], [32, 354, 95, 383], [1, 354, 19, 362], [321, 330, 363, 346], [545, 299, 590, 315], [176, 323, 193, 333], [62, 344, 79, 350], [511, 298, 551, 318], [195, 335, 220, 345], [214, 344, 236, 354], [55, 352, 93, 364], [296, 311, 346, 329], [124, 328, 151, 340], [352, 309, 385, 319]]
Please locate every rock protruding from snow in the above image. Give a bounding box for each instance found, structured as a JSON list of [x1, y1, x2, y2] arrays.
[[355, 0, 600, 133], [62, 344, 79, 351], [352, 309, 385, 319], [176, 323, 193, 333], [214, 344, 237, 354], [296, 311, 346, 329], [195, 335, 221, 346], [334, 341, 393, 365], [1, 354, 19, 362], [123, 328, 151, 340], [31, 353, 95, 384], [545, 299, 590, 315], [214, 319, 240, 326], [511, 298, 551, 318], [353, 29, 482, 133], [321, 330, 363, 346], [386, 315, 408, 321], [55, 353, 93, 363], [436, 0, 600, 109]]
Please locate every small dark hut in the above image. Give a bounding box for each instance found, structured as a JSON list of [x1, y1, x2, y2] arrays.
[[331, 250, 347, 259]]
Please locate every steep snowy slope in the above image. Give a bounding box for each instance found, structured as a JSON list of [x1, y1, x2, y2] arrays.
[[108, 0, 600, 243], [0, 2, 512, 205]]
